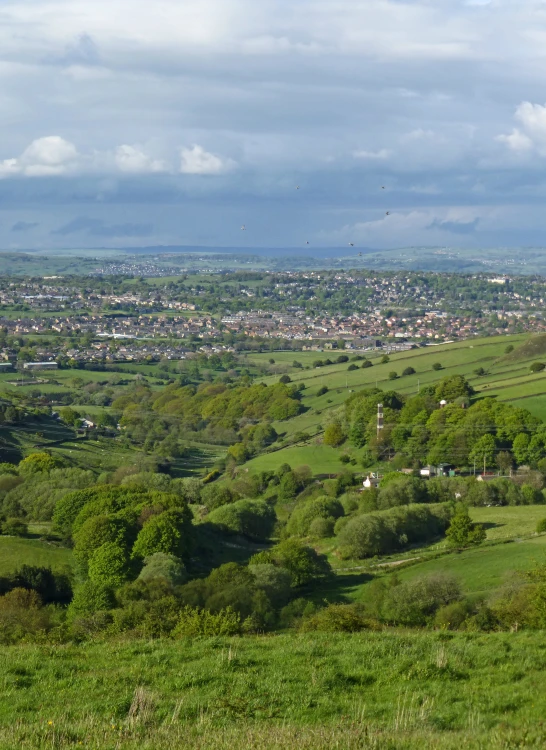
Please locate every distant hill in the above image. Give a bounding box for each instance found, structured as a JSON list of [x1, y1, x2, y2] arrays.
[[503, 334, 546, 362]]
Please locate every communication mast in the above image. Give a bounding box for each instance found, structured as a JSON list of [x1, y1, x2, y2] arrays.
[[377, 403, 384, 437]]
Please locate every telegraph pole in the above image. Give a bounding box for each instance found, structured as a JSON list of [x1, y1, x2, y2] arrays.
[[377, 403, 384, 438]]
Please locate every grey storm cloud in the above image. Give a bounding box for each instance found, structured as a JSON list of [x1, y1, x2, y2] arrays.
[[0, 0, 544, 248], [52, 217, 153, 238], [11, 221, 39, 232]]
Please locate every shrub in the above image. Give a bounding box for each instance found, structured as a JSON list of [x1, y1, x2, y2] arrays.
[[18, 453, 59, 476], [173, 606, 241, 638], [300, 603, 370, 633], [530, 362, 546, 373], [347, 364, 358, 371], [316, 386, 328, 397], [279, 375, 291, 384], [309, 517, 335, 538], [388, 371, 398, 380], [445, 504, 486, 547], [362, 359, 373, 369], [201, 484, 238, 512], [434, 599, 474, 630], [1, 518, 28, 537], [432, 363, 443, 371], [323, 421, 345, 447], [249, 564, 292, 607], [382, 573, 462, 626], [537, 518, 546, 533]]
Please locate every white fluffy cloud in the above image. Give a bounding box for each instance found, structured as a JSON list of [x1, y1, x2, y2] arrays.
[[179, 145, 236, 175], [114, 145, 166, 174], [0, 136, 79, 178], [497, 102, 546, 155]]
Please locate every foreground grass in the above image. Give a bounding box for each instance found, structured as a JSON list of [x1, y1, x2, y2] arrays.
[[2, 632, 546, 748]]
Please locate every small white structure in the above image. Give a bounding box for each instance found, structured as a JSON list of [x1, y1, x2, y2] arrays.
[[23, 361, 58, 370], [363, 475, 379, 489]]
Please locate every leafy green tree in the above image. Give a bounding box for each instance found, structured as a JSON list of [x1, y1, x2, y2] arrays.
[[227, 442, 249, 464], [432, 362, 443, 371], [1, 518, 28, 537], [286, 496, 344, 537], [402, 367, 416, 376], [59, 407, 81, 427], [73, 514, 132, 566], [382, 573, 462, 626], [388, 371, 398, 380], [88, 542, 131, 588], [250, 539, 331, 587], [323, 420, 345, 447], [206, 499, 276, 541], [132, 509, 193, 561], [468, 434, 496, 469], [513, 433, 531, 465], [67, 580, 115, 619], [138, 553, 187, 585], [201, 484, 238, 512], [445, 504, 486, 547], [18, 453, 58, 476], [530, 362, 545, 373]]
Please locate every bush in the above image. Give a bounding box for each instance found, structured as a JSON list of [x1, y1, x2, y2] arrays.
[[402, 367, 416, 377], [362, 359, 373, 369], [323, 421, 345, 447], [382, 573, 462, 626], [347, 364, 358, 371], [1, 518, 28, 537], [388, 371, 398, 380], [173, 606, 241, 637], [530, 362, 546, 373], [432, 363, 443, 371], [279, 375, 291, 384], [201, 484, 238, 512], [88, 542, 131, 588], [309, 516, 335, 538], [537, 518, 546, 533], [300, 603, 369, 633], [446, 504, 486, 547], [250, 539, 332, 587], [316, 386, 328, 397], [249, 564, 292, 607]]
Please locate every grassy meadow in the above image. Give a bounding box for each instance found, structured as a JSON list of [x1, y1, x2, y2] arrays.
[[243, 334, 546, 475], [2, 632, 546, 749]]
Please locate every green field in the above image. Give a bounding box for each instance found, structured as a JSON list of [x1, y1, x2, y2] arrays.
[[0, 537, 72, 575], [241, 334, 546, 474], [2, 632, 546, 749]]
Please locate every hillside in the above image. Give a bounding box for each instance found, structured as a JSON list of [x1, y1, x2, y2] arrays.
[[503, 333, 546, 363], [2, 632, 546, 749]]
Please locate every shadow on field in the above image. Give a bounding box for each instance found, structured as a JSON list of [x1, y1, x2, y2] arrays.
[[311, 571, 373, 605]]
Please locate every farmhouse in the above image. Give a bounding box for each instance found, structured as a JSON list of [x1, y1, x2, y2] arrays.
[[23, 361, 58, 371]]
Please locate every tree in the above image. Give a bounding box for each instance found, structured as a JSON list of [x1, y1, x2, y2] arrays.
[[206, 499, 276, 541], [132, 509, 193, 561], [388, 371, 398, 380], [279, 375, 291, 384], [513, 433, 531, 465], [88, 542, 131, 588], [362, 360, 373, 369], [227, 442, 249, 464], [380, 355, 390, 364], [496, 451, 513, 475], [18, 453, 58, 475], [1, 518, 28, 537], [445, 504, 486, 547], [402, 367, 416, 376], [432, 363, 443, 371], [323, 421, 345, 447], [138, 553, 187, 585], [59, 407, 81, 427], [468, 434, 496, 470], [505, 344, 514, 354], [530, 362, 546, 373], [251, 539, 331, 587]]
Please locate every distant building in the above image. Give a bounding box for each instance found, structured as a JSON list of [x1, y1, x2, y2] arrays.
[[0, 362, 13, 369], [488, 277, 509, 285], [23, 362, 58, 370]]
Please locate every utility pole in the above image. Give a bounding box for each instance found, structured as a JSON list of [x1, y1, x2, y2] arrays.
[[417, 378, 420, 394], [377, 403, 384, 438]]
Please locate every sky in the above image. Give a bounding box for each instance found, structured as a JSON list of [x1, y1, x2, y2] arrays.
[[1, 0, 546, 250]]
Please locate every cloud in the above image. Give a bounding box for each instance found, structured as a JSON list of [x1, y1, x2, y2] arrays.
[[52, 217, 152, 237], [180, 145, 236, 175], [427, 218, 479, 234], [115, 145, 166, 174], [11, 221, 39, 232], [0, 136, 79, 178], [497, 102, 546, 155], [353, 149, 391, 160]]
